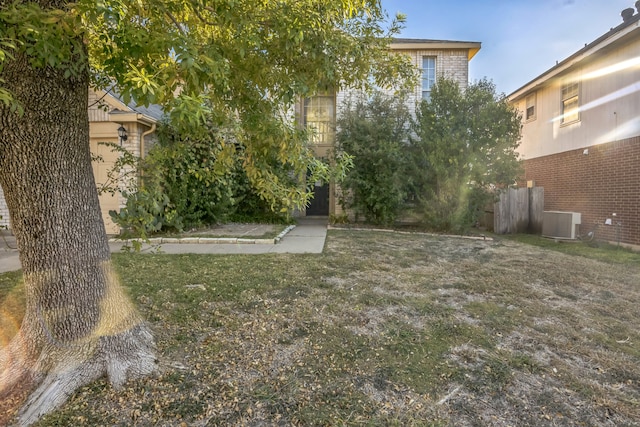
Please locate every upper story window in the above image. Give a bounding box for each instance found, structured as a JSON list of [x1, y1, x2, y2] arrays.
[[561, 81, 579, 124], [304, 94, 335, 145], [525, 92, 536, 121], [422, 56, 436, 101]]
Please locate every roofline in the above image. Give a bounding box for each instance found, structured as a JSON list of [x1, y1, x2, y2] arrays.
[[97, 87, 162, 125], [508, 13, 640, 101], [390, 38, 481, 61], [95, 89, 130, 112], [108, 111, 157, 127]]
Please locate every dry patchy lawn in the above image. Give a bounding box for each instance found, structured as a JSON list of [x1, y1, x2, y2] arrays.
[[1, 230, 639, 426]]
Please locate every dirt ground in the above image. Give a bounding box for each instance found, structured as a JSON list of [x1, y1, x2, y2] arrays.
[[174, 223, 280, 237]]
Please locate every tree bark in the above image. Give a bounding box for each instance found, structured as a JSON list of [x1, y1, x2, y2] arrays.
[[0, 25, 156, 427]]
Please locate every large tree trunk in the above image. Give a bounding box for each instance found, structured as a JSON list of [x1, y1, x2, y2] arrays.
[[0, 28, 156, 427]]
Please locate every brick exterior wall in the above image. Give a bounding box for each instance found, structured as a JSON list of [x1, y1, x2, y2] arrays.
[[0, 185, 9, 229], [337, 49, 470, 119], [523, 136, 640, 246]]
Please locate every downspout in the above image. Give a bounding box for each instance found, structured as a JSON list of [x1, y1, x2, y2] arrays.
[[138, 123, 156, 185], [140, 122, 156, 159]]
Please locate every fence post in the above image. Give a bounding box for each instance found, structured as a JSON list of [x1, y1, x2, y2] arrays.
[[510, 188, 529, 233], [528, 187, 544, 234], [494, 191, 507, 234]]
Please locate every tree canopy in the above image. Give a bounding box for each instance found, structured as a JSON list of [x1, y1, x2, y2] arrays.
[[409, 78, 522, 231], [0, 1, 415, 425], [336, 78, 522, 231], [1, 0, 414, 209]]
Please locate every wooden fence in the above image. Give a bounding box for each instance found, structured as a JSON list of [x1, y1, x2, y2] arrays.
[[494, 187, 544, 234]]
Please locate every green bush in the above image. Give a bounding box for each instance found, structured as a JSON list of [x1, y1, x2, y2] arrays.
[[408, 78, 522, 232], [108, 123, 240, 235], [336, 92, 412, 225], [108, 119, 298, 236], [336, 79, 521, 233], [143, 131, 237, 227], [110, 189, 183, 237]]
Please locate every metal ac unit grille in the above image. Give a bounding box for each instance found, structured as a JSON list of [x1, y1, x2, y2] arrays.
[[542, 211, 581, 239]]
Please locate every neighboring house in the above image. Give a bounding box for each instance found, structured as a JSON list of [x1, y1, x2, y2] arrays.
[[299, 37, 481, 217], [88, 88, 162, 233], [0, 88, 161, 234], [508, 5, 640, 247]]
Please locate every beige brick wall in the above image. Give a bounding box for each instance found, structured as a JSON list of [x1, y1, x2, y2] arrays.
[[88, 89, 112, 122], [0, 185, 9, 229], [337, 48, 470, 119]]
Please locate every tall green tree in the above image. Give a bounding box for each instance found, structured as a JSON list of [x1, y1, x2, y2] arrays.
[[409, 78, 522, 232], [0, 1, 414, 424]]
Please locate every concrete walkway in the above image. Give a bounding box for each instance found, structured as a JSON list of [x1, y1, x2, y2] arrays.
[[0, 218, 328, 273], [0, 245, 20, 273]]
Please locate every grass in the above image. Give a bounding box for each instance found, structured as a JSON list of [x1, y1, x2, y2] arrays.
[[505, 233, 640, 265], [0, 270, 24, 348], [1, 229, 640, 425]]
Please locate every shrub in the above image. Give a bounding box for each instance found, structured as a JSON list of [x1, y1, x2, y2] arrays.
[[336, 92, 412, 225], [408, 78, 522, 232]]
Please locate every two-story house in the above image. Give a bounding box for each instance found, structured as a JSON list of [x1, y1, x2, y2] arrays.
[[301, 38, 481, 217], [1, 38, 480, 232], [508, 5, 640, 247]]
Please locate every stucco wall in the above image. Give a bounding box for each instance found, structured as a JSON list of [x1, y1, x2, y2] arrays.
[[523, 136, 640, 246]]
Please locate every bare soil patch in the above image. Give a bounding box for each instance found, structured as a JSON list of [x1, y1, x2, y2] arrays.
[[159, 223, 285, 239]]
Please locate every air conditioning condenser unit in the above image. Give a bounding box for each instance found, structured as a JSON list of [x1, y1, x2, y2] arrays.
[[542, 211, 581, 239]]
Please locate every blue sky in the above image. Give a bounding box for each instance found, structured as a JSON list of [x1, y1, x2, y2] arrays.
[[381, 0, 635, 95]]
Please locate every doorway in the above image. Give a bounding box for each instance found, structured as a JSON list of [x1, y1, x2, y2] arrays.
[[306, 181, 329, 216]]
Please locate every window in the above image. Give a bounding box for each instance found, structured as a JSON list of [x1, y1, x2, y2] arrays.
[[422, 56, 436, 101], [303, 94, 335, 145], [561, 81, 579, 124], [525, 92, 536, 121]]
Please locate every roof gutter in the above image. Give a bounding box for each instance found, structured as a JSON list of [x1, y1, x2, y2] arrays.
[[508, 16, 640, 102], [390, 41, 481, 60], [107, 111, 157, 127]]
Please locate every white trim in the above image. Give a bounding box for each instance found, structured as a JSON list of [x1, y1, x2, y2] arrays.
[[390, 42, 481, 60], [509, 20, 640, 102]]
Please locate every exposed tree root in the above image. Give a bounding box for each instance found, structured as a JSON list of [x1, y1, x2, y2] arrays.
[[1, 324, 157, 426], [19, 324, 156, 425], [1, 258, 157, 425]]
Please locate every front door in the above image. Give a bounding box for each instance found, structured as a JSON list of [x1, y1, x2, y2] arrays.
[[307, 181, 329, 216]]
